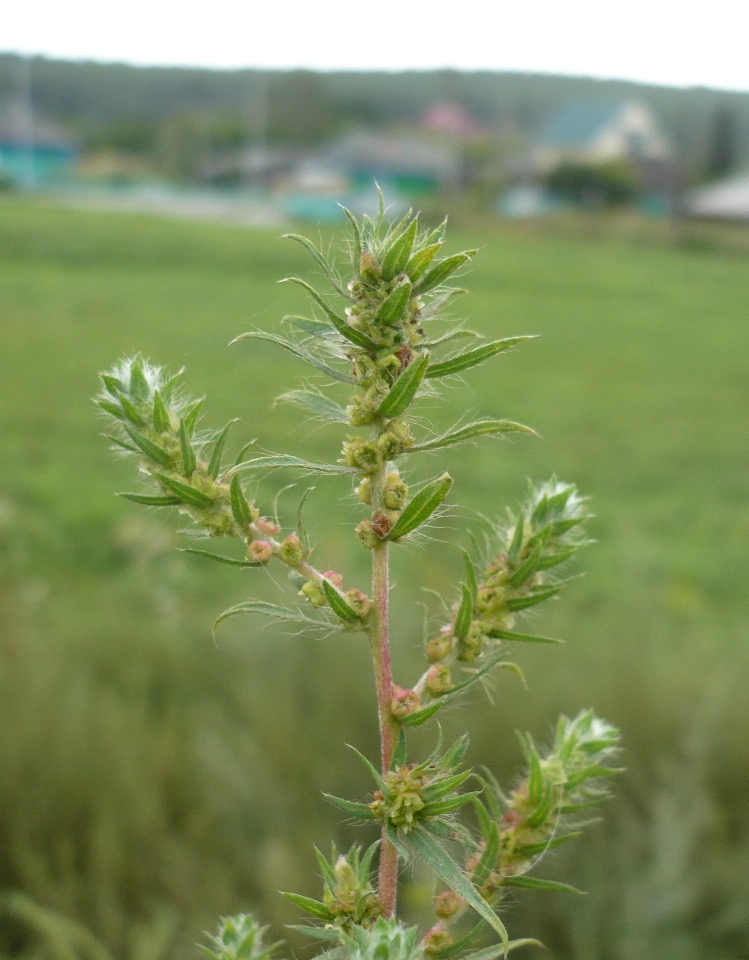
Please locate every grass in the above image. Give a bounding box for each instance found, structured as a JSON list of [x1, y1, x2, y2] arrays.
[[1, 197, 748, 959]]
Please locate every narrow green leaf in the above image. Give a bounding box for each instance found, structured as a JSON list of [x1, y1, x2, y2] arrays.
[[232, 331, 355, 384], [459, 939, 543, 960], [473, 821, 501, 888], [183, 398, 204, 436], [409, 827, 509, 950], [98, 399, 127, 421], [405, 242, 441, 282], [400, 701, 443, 726], [377, 351, 429, 420], [537, 547, 577, 571], [387, 473, 453, 540], [421, 769, 473, 803], [282, 277, 378, 350], [150, 391, 170, 433], [487, 629, 562, 644], [501, 876, 582, 895], [284, 315, 339, 338], [122, 424, 173, 467], [424, 328, 481, 349], [129, 358, 150, 402], [179, 418, 196, 476], [514, 832, 581, 857], [506, 587, 561, 611], [277, 390, 348, 423], [106, 435, 138, 453], [181, 548, 262, 567], [282, 893, 334, 923], [425, 337, 535, 379], [234, 454, 355, 476], [526, 781, 556, 829], [296, 485, 315, 555], [118, 492, 181, 506], [422, 791, 481, 817], [322, 580, 365, 625], [100, 374, 123, 398], [118, 394, 148, 428], [462, 548, 478, 603], [160, 368, 184, 402], [454, 583, 474, 642], [229, 474, 253, 529], [314, 846, 338, 890], [416, 251, 476, 294], [359, 842, 380, 889], [234, 440, 257, 466], [286, 926, 342, 944], [347, 744, 385, 790], [409, 420, 537, 453], [508, 542, 543, 588], [341, 206, 362, 267], [208, 420, 237, 479], [382, 219, 418, 279], [213, 600, 324, 637], [156, 473, 214, 509], [322, 794, 376, 820], [282, 233, 349, 298], [376, 277, 412, 326], [527, 743, 543, 806], [507, 516, 524, 564], [392, 730, 408, 769], [386, 822, 412, 862]]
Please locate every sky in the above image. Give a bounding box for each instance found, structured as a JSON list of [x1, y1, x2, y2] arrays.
[[4, 0, 749, 92]]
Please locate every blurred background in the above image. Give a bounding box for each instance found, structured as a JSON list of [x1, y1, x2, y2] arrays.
[[2, 4, 749, 959]]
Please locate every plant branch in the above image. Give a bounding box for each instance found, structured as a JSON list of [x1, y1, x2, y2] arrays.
[[369, 459, 399, 917]]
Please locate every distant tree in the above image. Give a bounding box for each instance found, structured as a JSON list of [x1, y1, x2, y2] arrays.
[[705, 106, 738, 181], [546, 161, 640, 208], [265, 71, 337, 144]]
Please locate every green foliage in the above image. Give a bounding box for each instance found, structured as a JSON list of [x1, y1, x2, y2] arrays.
[[93, 199, 621, 959], [545, 160, 640, 208], [4, 200, 749, 960]]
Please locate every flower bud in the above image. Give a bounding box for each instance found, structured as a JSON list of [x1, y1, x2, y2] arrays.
[[384, 472, 408, 510], [426, 664, 453, 697], [357, 477, 372, 505], [248, 540, 273, 564], [345, 588, 372, 618], [323, 570, 344, 589], [356, 520, 379, 549], [279, 532, 304, 565], [457, 623, 484, 663], [359, 250, 380, 284], [434, 890, 464, 919], [341, 437, 381, 475], [256, 516, 280, 537], [300, 580, 326, 607], [423, 926, 454, 955], [391, 686, 422, 719], [426, 634, 453, 663]]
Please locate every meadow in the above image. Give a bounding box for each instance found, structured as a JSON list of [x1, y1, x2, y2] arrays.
[[1, 198, 748, 960]]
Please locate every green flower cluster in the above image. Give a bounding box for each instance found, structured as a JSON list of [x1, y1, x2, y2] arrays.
[[472, 711, 621, 902], [284, 843, 381, 936], [341, 917, 423, 960], [202, 914, 281, 960]]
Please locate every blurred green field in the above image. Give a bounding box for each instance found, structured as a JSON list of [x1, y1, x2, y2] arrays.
[[1, 198, 748, 960]]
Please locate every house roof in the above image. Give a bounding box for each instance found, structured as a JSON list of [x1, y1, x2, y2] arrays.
[[327, 132, 459, 180], [539, 102, 625, 149]]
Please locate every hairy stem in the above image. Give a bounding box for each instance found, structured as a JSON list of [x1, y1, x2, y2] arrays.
[[369, 461, 398, 917]]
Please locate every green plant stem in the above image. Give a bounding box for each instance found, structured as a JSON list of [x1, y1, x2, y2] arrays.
[[369, 460, 398, 918]]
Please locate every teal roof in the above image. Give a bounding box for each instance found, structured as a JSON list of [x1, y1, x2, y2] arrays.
[[539, 103, 624, 149]]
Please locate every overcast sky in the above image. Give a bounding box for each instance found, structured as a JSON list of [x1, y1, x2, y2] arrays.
[[4, 0, 749, 92]]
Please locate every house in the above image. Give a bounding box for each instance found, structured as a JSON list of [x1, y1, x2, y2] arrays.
[[326, 131, 461, 196], [0, 105, 78, 186], [685, 174, 749, 221], [533, 101, 670, 174]]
